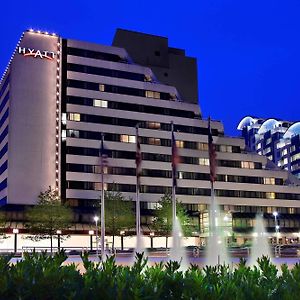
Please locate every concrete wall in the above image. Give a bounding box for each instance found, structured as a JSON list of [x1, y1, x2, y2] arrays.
[[8, 32, 59, 204]]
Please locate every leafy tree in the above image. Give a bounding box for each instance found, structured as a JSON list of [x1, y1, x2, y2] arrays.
[[25, 187, 73, 253], [104, 190, 135, 250], [152, 193, 195, 249]]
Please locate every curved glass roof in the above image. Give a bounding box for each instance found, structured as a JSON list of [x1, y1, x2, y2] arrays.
[[237, 116, 257, 130], [257, 118, 281, 134], [283, 122, 300, 139]]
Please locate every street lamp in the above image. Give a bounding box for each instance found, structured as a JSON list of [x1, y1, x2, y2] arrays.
[[94, 216, 99, 257], [120, 230, 125, 251], [149, 232, 154, 249], [56, 230, 62, 251], [273, 211, 279, 244], [13, 228, 19, 253], [89, 230, 94, 251]]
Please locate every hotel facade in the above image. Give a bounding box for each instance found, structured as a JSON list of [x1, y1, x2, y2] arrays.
[[1, 29, 300, 243]]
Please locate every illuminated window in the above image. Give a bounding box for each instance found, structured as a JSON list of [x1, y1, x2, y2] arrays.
[[264, 177, 275, 185], [62, 113, 67, 125], [199, 158, 209, 166], [281, 149, 288, 156], [93, 99, 108, 108], [266, 138, 272, 145], [120, 135, 136, 143], [99, 84, 105, 92], [179, 171, 183, 179], [148, 138, 161, 145], [264, 147, 271, 154], [220, 145, 232, 153], [288, 207, 295, 214], [68, 129, 79, 138], [69, 113, 80, 122], [62, 130, 66, 141], [94, 182, 107, 191], [283, 158, 288, 165], [256, 143, 262, 150], [176, 140, 184, 148], [292, 153, 300, 162], [144, 75, 152, 82], [147, 122, 160, 129], [146, 90, 160, 99], [241, 161, 254, 169], [266, 192, 275, 199], [291, 145, 296, 152], [198, 143, 208, 151]]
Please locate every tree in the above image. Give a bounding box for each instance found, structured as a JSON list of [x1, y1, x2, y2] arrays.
[[152, 193, 195, 249], [104, 190, 135, 250], [0, 210, 9, 241], [25, 187, 73, 253]]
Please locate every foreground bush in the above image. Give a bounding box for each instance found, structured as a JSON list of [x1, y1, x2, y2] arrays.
[[0, 251, 300, 299]]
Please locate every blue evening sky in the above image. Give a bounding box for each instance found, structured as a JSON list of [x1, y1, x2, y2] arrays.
[[0, 0, 299, 136]]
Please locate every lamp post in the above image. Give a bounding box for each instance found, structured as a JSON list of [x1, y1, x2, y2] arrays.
[[13, 228, 19, 253], [56, 230, 62, 251], [120, 230, 125, 251], [149, 232, 154, 249], [89, 230, 94, 251], [94, 216, 99, 257], [273, 211, 279, 244]]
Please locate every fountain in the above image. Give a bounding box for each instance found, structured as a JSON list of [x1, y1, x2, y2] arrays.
[[170, 217, 189, 271], [248, 214, 272, 266], [205, 200, 230, 266]]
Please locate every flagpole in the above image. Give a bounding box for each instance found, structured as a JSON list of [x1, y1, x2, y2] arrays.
[[135, 125, 141, 247], [171, 121, 176, 226], [208, 117, 216, 238], [100, 133, 105, 261]]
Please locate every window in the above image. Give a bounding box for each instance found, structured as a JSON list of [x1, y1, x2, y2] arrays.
[[176, 140, 184, 148], [199, 158, 209, 166], [148, 138, 161, 146], [99, 84, 105, 92], [266, 138, 272, 145], [256, 143, 262, 150], [283, 158, 289, 165], [266, 192, 275, 199], [281, 149, 288, 156], [62, 113, 67, 125], [120, 135, 136, 143], [69, 113, 80, 122], [220, 145, 232, 153], [62, 130, 66, 141], [264, 147, 271, 154], [93, 99, 108, 108], [147, 122, 160, 129], [292, 153, 300, 162], [198, 143, 208, 151], [144, 75, 152, 82], [68, 129, 79, 138], [146, 90, 160, 99], [241, 161, 254, 169], [264, 177, 275, 185]]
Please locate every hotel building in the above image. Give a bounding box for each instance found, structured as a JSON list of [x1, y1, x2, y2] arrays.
[[238, 117, 300, 179], [1, 29, 300, 243]]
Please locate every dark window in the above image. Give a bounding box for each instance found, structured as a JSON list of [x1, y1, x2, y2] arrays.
[[67, 47, 125, 63], [68, 63, 144, 82]]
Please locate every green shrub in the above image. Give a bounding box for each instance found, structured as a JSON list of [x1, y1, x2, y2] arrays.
[[0, 251, 299, 299]]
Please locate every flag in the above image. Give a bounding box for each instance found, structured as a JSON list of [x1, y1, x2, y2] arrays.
[[208, 117, 217, 182], [136, 126, 142, 186], [100, 134, 108, 170], [171, 124, 180, 187]]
